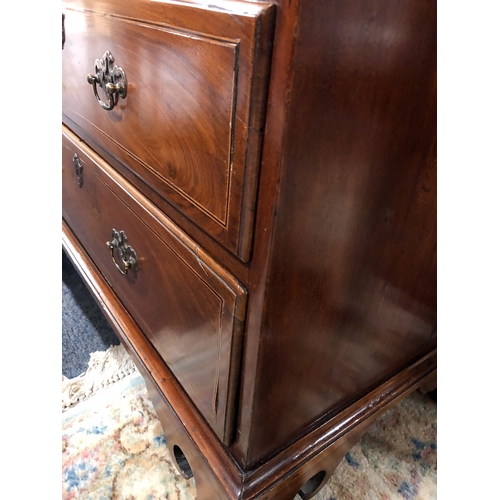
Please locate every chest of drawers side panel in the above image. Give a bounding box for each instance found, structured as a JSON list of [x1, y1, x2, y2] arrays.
[[241, 0, 437, 465]]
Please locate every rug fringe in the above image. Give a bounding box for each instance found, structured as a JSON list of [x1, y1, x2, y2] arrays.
[[62, 344, 137, 412]]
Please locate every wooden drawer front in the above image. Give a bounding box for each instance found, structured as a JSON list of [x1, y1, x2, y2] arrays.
[[62, 0, 274, 261], [62, 126, 247, 443]]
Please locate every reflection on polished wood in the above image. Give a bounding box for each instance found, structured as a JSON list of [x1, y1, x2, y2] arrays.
[[62, 0, 275, 260], [62, 126, 247, 443], [62, 0, 436, 497], [238, 0, 437, 467]]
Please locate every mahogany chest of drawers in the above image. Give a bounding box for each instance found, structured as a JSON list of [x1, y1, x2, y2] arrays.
[[62, 0, 437, 498]]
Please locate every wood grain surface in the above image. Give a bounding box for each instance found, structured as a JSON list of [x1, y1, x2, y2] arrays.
[[62, 0, 437, 495], [62, 126, 247, 443], [63, 223, 436, 499], [62, 0, 275, 261], [239, 0, 437, 466]]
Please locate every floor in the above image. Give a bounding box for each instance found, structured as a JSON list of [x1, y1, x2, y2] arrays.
[[62, 251, 121, 378]]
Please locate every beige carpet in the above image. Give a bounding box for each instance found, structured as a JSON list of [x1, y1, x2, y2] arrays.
[[62, 345, 437, 499]]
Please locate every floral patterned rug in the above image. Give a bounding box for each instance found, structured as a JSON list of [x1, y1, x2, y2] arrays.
[[62, 348, 437, 500]]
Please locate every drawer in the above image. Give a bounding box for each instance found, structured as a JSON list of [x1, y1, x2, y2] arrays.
[[62, 125, 247, 443], [62, 0, 275, 261]]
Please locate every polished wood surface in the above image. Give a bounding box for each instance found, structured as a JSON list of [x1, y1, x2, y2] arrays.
[[62, 223, 242, 498], [239, 0, 437, 465], [62, 0, 437, 496], [63, 222, 436, 499], [62, 126, 247, 443], [62, 0, 274, 261]]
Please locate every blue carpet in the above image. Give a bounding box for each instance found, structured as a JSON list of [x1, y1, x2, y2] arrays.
[[62, 251, 121, 379]]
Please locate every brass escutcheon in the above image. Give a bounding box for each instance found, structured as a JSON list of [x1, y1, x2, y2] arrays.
[[73, 154, 83, 188]]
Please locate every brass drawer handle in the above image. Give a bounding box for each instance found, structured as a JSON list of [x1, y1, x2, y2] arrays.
[[87, 51, 127, 111], [106, 229, 138, 275]]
